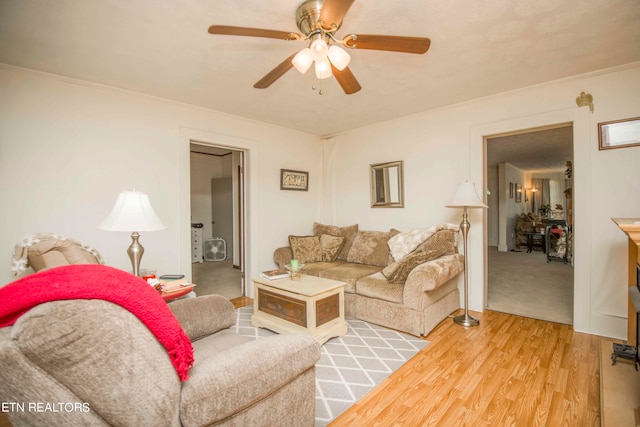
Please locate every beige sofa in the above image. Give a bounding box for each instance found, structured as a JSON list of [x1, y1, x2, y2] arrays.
[[0, 294, 320, 426], [274, 223, 464, 337]]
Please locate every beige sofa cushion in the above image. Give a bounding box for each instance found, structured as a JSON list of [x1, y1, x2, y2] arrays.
[[318, 263, 381, 294], [356, 272, 403, 304], [313, 222, 358, 261], [301, 260, 346, 277], [288, 235, 322, 263], [346, 230, 391, 267]]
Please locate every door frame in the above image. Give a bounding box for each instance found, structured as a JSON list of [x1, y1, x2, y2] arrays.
[[471, 107, 591, 332], [179, 128, 253, 296], [483, 123, 574, 321]]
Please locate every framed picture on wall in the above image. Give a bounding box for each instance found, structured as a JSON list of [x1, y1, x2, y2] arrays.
[[515, 183, 522, 203], [280, 169, 309, 191], [509, 182, 514, 199]]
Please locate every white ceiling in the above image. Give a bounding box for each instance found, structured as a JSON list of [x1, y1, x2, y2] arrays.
[[487, 125, 573, 172], [1, 0, 639, 140]]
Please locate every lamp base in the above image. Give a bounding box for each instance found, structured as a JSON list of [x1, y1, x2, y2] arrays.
[[454, 313, 479, 327]]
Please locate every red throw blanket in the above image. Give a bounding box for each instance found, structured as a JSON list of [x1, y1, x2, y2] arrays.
[[0, 264, 194, 381]]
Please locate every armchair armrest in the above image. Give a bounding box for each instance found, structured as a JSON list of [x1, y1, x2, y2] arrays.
[[180, 334, 320, 426], [403, 253, 464, 310], [273, 246, 293, 269], [169, 295, 236, 342]]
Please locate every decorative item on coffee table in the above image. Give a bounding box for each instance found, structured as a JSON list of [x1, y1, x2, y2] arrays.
[[285, 259, 304, 281]]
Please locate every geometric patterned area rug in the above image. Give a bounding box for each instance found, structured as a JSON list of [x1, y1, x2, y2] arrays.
[[233, 306, 429, 426]]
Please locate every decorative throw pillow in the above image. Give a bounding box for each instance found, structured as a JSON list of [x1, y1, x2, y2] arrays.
[[387, 228, 402, 265], [382, 229, 458, 284], [313, 222, 358, 261], [387, 223, 459, 261], [387, 227, 436, 262], [414, 228, 458, 254], [346, 230, 391, 267], [288, 235, 322, 264], [319, 234, 344, 262]]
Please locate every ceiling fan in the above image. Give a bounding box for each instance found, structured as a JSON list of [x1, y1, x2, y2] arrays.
[[208, 0, 431, 95]]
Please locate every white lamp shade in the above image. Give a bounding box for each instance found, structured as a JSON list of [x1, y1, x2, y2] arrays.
[[292, 48, 313, 74], [446, 182, 488, 209], [98, 190, 166, 231], [310, 39, 328, 61], [327, 45, 351, 71], [314, 59, 332, 79]]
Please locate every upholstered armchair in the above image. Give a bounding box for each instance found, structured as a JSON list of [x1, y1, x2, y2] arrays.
[[11, 233, 105, 277], [0, 293, 320, 426]]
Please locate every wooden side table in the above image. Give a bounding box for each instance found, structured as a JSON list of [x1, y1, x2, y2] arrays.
[[251, 275, 348, 344], [161, 286, 194, 301], [524, 231, 546, 253]]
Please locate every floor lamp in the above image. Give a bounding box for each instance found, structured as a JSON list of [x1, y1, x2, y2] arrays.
[[446, 181, 487, 327], [98, 190, 166, 276]]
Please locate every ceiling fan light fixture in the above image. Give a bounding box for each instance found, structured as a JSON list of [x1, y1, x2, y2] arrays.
[[327, 45, 350, 70], [292, 48, 313, 74], [315, 59, 332, 79], [310, 38, 329, 61]]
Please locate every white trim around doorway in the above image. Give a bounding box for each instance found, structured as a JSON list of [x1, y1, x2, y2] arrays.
[[470, 107, 591, 333], [178, 127, 260, 298]]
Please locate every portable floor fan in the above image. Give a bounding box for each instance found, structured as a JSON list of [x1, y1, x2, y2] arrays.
[[204, 238, 227, 262]]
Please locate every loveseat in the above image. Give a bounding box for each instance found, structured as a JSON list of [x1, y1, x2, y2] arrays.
[[274, 222, 464, 337], [0, 268, 320, 426]]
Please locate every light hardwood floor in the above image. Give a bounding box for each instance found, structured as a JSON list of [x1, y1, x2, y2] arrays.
[[330, 308, 604, 426]]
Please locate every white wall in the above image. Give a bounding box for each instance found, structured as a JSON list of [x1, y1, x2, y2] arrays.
[[487, 165, 499, 247], [2, 62, 639, 340], [324, 63, 640, 339], [500, 163, 527, 251], [0, 65, 321, 292]]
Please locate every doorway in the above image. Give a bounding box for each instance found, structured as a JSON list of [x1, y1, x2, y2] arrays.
[[485, 124, 574, 324], [189, 142, 245, 299]]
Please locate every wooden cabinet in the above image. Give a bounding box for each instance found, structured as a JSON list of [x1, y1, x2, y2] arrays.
[[191, 227, 203, 263]]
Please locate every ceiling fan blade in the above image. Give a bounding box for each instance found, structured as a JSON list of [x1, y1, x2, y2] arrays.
[[344, 34, 431, 54], [319, 0, 355, 30], [208, 25, 301, 41], [253, 54, 296, 89], [332, 64, 361, 95]]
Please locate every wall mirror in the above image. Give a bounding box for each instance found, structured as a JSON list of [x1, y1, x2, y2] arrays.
[[370, 161, 404, 208]]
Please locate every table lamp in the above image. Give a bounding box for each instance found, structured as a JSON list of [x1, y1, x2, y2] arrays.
[[98, 189, 166, 276], [446, 181, 488, 326]]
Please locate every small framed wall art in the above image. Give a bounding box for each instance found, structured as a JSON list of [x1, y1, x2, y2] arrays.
[[509, 182, 514, 199], [515, 183, 522, 203], [598, 116, 640, 150], [280, 169, 309, 191]]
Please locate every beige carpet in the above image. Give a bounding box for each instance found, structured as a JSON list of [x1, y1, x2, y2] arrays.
[[191, 259, 243, 300], [487, 246, 573, 325]]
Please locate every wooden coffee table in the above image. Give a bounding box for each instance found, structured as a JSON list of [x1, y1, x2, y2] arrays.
[[251, 274, 348, 344]]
